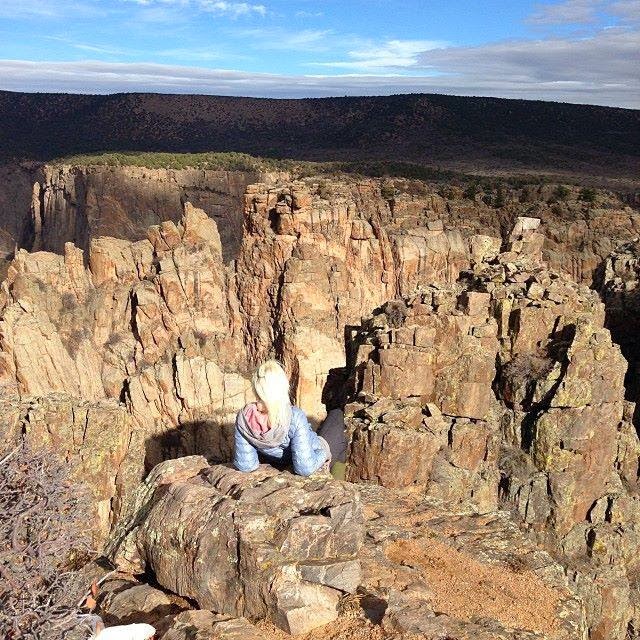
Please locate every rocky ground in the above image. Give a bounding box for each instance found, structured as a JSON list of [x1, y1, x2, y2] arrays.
[[1, 174, 640, 638], [95, 460, 586, 639]]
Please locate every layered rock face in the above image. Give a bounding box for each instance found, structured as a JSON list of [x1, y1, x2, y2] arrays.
[[0, 162, 40, 262], [595, 240, 640, 411], [343, 220, 640, 639], [0, 203, 256, 535], [2, 162, 638, 281], [387, 180, 640, 285]]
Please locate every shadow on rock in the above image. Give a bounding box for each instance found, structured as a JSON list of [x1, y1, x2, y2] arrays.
[[144, 420, 235, 473]]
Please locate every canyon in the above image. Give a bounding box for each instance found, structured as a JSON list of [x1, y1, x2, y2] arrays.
[[2, 163, 640, 639], [0, 162, 287, 263]]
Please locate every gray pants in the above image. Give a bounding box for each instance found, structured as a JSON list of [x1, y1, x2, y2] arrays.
[[317, 409, 347, 463]]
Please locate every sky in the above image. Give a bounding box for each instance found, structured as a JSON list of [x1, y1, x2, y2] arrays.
[[0, 0, 638, 107]]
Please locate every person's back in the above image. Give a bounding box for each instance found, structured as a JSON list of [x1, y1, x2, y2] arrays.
[[233, 360, 332, 476]]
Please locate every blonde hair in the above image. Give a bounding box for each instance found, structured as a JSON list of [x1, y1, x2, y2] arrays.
[[252, 360, 291, 428]]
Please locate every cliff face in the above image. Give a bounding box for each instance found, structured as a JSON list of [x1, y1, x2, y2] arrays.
[[0, 162, 41, 261], [27, 165, 287, 262], [1, 162, 638, 280], [596, 242, 640, 413], [344, 220, 640, 639], [1, 177, 640, 638]]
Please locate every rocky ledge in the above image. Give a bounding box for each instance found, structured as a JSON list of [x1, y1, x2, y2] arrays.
[[97, 460, 586, 639], [106, 457, 363, 635]]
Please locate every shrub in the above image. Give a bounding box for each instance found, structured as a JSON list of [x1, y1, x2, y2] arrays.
[[494, 183, 506, 208], [316, 180, 332, 200], [551, 185, 570, 202], [382, 300, 408, 328], [0, 444, 92, 639], [463, 182, 481, 200], [380, 182, 396, 200], [579, 187, 597, 204]]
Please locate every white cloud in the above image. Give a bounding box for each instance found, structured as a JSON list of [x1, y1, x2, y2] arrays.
[[528, 0, 604, 25], [232, 27, 334, 51], [43, 36, 133, 57], [121, 0, 266, 17], [0, 0, 104, 19], [156, 46, 250, 61], [311, 39, 447, 71], [527, 0, 640, 25], [0, 47, 637, 108], [200, 1, 266, 16], [609, 0, 640, 22], [295, 10, 323, 18], [414, 27, 639, 93]]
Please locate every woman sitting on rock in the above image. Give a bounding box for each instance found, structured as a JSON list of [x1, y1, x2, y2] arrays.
[[234, 360, 346, 477]]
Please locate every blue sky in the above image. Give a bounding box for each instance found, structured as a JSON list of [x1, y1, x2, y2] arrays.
[[0, 0, 638, 107]]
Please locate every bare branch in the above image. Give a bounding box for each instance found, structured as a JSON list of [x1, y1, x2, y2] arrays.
[[0, 445, 20, 466], [0, 442, 94, 639]]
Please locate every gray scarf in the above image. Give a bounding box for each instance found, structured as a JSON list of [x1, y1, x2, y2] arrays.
[[236, 404, 293, 450]]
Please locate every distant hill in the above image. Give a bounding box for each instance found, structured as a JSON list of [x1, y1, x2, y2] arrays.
[[1, 91, 639, 181]]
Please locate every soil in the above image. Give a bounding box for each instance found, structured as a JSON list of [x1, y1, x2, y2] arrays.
[[256, 617, 385, 640], [384, 537, 563, 637]]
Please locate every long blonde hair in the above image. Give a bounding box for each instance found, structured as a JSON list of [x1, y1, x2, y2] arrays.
[[252, 360, 291, 428]]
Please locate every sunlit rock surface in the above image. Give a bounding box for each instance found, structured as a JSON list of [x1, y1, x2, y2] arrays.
[[0, 176, 639, 638]]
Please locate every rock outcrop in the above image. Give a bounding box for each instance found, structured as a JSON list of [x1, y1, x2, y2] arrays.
[[595, 239, 640, 412], [0, 174, 639, 638], [0, 202, 256, 534], [2, 162, 638, 281], [342, 219, 640, 639], [107, 457, 363, 635], [98, 462, 587, 639]]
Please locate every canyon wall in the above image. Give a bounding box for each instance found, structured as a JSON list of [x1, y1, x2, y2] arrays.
[[0, 162, 41, 261], [29, 165, 290, 261], [1, 176, 640, 637], [0, 163, 287, 263], [1, 162, 639, 280]]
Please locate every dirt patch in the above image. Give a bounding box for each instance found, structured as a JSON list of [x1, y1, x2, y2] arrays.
[[385, 538, 563, 637], [256, 617, 385, 640]]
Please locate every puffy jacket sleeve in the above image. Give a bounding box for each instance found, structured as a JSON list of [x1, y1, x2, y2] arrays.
[[233, 412, 259, 472], [289, 408, 330, 476]]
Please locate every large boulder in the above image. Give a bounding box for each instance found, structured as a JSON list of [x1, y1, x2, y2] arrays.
[[107, 458, 364, 635]]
